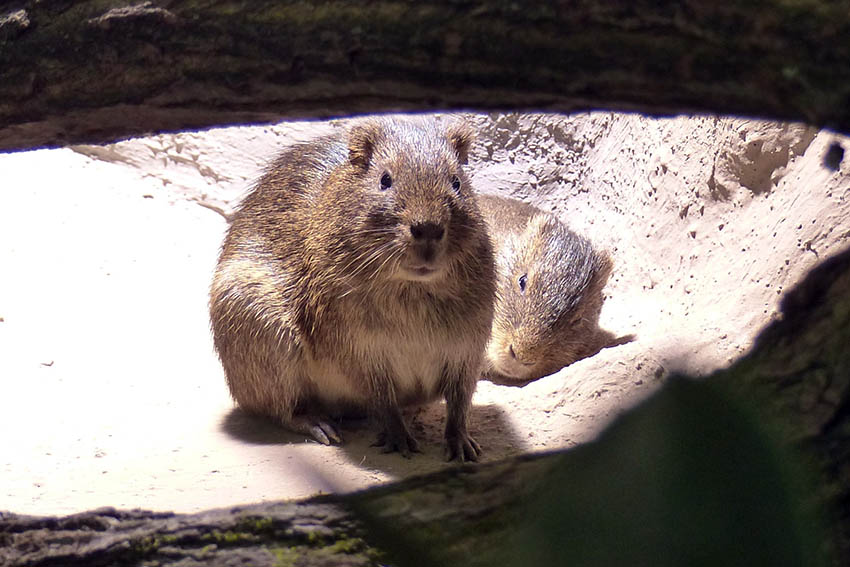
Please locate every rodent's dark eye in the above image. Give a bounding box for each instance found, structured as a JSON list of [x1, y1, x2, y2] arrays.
[[380, 172, 393, 190], [451, 175, 461, 192], [518, 274, 527, 293]]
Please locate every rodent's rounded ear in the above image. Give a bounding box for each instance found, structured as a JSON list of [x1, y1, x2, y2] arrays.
[[446, 122, 475, 165], [348, 121, 383, 169]]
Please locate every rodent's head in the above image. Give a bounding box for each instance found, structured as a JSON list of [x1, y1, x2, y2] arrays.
[[327, 118, 482, 285], [487, 213, 613, 382]]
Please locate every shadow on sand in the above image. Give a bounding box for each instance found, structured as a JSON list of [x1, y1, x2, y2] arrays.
[[220, 401, 525, 474]]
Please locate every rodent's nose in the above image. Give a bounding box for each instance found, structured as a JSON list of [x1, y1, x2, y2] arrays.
[[410, 222, 445, 242]]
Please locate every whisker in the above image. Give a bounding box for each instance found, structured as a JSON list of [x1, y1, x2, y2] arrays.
[[338, 242, 391, 275], [337, 244, 404, 299], [354, 244, 394, 274], [341, 241, 399, 283], [344, 228, 396, 238], [369, 246, 403, 280]]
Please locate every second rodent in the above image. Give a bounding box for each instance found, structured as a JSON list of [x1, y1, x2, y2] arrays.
[[478, 193, 630, 384]]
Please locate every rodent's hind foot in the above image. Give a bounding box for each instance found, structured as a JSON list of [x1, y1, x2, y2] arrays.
[[444, 432, 481, 463], [289, 416, 342, 445], [372, 425, 421, 458]]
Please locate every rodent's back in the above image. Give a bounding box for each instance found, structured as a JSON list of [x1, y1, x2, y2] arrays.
[[210, 135, 349, 366], [476, 193, 539, 234], [479, 194, 613, 383], [220, 136, 347, 267]]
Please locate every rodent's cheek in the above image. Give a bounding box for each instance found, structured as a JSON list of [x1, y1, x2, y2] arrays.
[[363, 207, 403, 233], [486, 337, 506, 361], [391, 224, 410, 244]]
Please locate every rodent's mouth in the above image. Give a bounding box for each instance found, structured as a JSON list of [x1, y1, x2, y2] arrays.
[[492, 362, 528, 380], [489, 350, 537, 380], [400, 264, 442, 282]]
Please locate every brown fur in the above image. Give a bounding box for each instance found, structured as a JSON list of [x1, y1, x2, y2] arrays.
[[209, 118, 495, 461], [478, 194, 631, 385]]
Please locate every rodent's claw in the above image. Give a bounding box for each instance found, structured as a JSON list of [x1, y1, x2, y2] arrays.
[[312, 421, 342, 445], [310, 426, 332, 445], [445, 433, 481, 463], [372, 429, 421, 458], [291, 416, 342, 445]]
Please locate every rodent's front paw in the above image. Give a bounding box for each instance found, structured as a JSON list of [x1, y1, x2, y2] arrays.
[[372, 427, 421, 458], [444, 432, 481, 463]]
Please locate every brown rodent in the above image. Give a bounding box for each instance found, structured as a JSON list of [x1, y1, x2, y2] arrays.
[[209, 117, 495, 461], [478, 193, 632, 385]]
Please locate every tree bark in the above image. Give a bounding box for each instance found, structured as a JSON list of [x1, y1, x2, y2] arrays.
[[1, 1, 850, 152], [3, 245, 849, 566]]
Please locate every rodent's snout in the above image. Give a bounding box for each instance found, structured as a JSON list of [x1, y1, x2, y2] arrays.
[[486, 339, 540, 381], [409, 221, 445, 242], [407, 220, 447, 264], [509, 343, 537, 367], [396, 219, 449, 282]]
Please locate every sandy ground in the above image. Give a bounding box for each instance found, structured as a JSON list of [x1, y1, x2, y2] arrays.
[[2, 112, 849, 516]]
